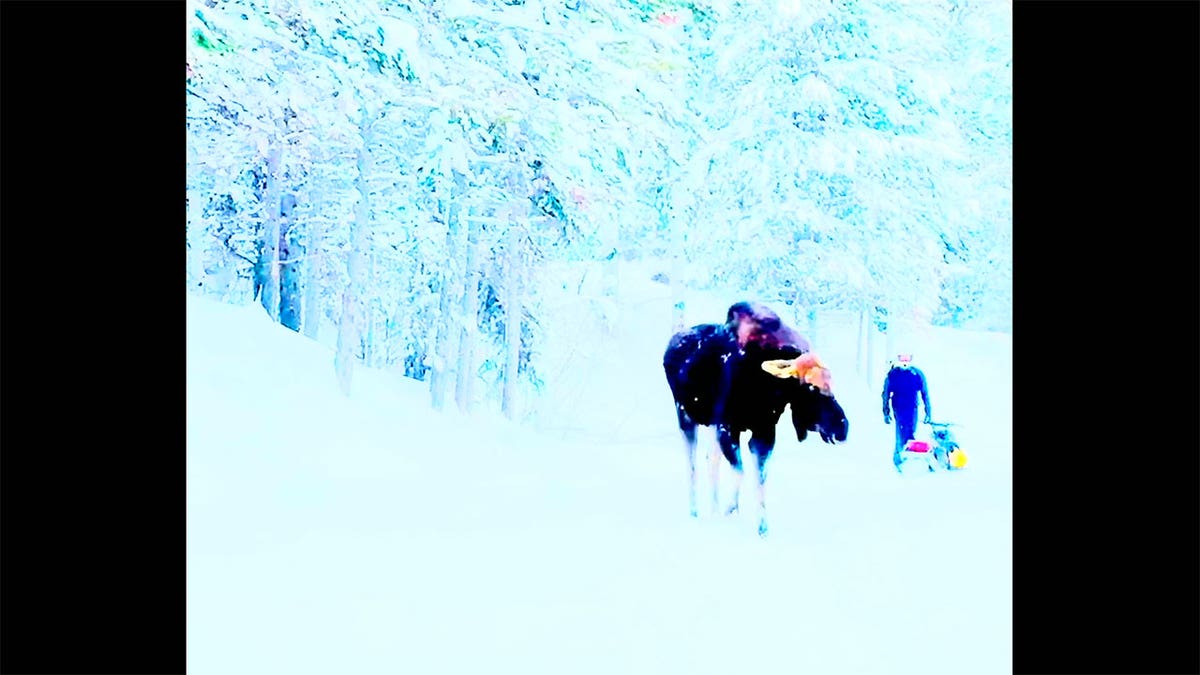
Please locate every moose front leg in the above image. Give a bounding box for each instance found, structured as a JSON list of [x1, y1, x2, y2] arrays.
[[748, 426, 777, 537], [716, 425, 743, 515]]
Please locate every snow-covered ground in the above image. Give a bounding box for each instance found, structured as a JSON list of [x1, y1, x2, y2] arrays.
[[187, 289, 1011, 675]]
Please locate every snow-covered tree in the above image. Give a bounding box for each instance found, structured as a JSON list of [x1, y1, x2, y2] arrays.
[[187, 0, 1011, 418]]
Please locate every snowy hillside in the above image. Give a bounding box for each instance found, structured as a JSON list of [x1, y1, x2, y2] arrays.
[[187, 293, 1011, 675]]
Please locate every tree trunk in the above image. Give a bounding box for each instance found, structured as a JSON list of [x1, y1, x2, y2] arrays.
[[303, 223, 323, 340], [500, 148, 530, 421], [455, 212, 481, 414], [429, 192, 461, 412], [501, 224, 522, 421], [855, 304, 867, 376], [364, 251, 377, 366], [335, 131, 372, 396], [186, 197, 206, 293], [866, 312, 877, 387], [278, 193, 302, 332], [259, 138, 284, 322], [669, 274, 685, 333], [599, 216, 620, 336], [806, 307, 819, 348], [334, 290, 356, 395], [884, 321, 895, 370], [663, 193, 685, 333]]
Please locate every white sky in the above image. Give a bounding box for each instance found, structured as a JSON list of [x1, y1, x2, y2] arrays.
[[187, 280, 1012, 675]]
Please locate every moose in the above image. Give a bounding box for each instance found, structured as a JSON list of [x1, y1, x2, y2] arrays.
[[662, 302, 849, 536]]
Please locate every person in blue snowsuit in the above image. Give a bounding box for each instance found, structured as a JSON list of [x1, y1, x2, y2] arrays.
[[882, 353, 932, 472]]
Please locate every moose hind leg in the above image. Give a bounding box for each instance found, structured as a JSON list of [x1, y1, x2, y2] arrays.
[[708, 435, 722, 515], [677, 403, 699, 517], [716, 425, 743, 515]]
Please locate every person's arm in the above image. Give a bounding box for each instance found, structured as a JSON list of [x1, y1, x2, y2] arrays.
[[881, 372, 892, 423], [918, 369, 932, 423]]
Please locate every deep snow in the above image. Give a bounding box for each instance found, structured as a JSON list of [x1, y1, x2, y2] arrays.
[[187, 290, 1011, 675]]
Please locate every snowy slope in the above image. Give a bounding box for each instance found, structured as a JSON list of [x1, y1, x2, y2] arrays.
[[187, 293, 1011, 675]]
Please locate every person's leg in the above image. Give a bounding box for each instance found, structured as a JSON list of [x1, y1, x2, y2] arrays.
[[892, 423, 906, 472], [894, 411, 917, 472], [898, 413, 917, 445]]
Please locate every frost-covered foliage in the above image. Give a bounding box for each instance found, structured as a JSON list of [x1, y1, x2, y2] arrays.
[[187, 0, 1011, 418]]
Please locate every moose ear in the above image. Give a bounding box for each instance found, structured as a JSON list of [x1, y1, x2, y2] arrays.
[[761, 359, 799, 379], [801, 367, 833, 395], [794, 352, 826, 370], [788, 353, 831, 393]]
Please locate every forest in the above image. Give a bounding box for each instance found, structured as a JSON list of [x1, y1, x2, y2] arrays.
[[186, 0, 1012, 421]]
